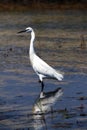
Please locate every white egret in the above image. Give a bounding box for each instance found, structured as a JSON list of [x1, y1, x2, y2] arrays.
[[18, 27, 64, 92]]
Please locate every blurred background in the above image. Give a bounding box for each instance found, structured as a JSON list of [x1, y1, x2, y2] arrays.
[[0, 0, 87, 11]]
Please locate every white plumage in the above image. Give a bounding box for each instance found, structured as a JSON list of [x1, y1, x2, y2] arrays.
[[18, 27, 63, 92], [32, 54, 63, 81]]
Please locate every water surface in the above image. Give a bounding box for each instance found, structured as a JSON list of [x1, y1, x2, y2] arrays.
[[0, 10, 87, 130]]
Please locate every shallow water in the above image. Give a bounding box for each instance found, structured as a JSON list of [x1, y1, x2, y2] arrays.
[[0, 10, 87, 130]]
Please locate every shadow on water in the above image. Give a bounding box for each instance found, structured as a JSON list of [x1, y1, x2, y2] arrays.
[[0, 10, 87, 130]]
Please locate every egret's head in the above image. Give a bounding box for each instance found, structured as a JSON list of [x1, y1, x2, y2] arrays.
[[25, 27, 33, 32], [18, 27, 33, 33]]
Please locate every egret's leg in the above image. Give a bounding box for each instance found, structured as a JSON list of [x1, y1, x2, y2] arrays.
[[38, 80, 44, 92], [41, 81, 44, 92]]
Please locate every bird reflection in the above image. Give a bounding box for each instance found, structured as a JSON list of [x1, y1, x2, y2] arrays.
[[32, 87, 63, 130], [33, 87, 63, 114], [32, 113, 47, 130]]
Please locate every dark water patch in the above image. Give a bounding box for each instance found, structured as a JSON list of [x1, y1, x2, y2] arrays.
[[0, 98, 6, 106], [52, 122, 74, 129], [34, 22, 87, 32], [78, 96, 87, 101], [0, 45, 28, 56], [0, 110, 20, 121], [37, 36, 79, 43]]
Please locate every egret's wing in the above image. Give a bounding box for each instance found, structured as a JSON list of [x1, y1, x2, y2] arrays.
[[33, 55, 63, 81]]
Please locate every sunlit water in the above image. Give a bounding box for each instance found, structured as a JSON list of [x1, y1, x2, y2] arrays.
[[0, 10, 87, 130]]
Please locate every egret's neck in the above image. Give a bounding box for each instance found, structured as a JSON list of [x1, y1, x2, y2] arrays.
[[29, 30, 35, 55]]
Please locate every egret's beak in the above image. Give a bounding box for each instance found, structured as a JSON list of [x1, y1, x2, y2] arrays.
[[18, 30, 26, 33]]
